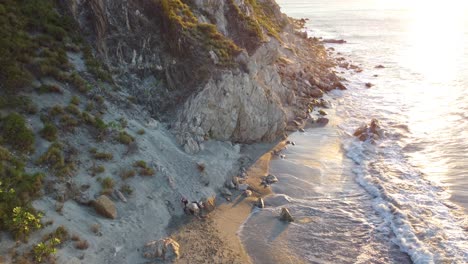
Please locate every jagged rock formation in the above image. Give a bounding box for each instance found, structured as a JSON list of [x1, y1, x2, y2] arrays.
[[62, 0, 343, 153]]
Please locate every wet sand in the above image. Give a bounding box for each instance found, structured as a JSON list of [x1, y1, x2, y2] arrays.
[[171, 143, 284, 264]]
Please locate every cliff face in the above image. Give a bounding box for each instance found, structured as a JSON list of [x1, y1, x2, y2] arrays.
[[64, 0, 343, 153]]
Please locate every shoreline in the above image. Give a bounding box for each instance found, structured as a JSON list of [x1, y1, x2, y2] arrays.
[[171, 142, 286, 264]]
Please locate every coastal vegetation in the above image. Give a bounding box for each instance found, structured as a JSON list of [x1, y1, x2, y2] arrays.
[[160, 0, 242, 66]]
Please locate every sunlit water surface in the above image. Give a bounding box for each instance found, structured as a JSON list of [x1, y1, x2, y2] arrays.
[[240, 1, 468, 263]]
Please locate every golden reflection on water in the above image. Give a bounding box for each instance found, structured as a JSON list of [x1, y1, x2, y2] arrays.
[[402, 0, 466, 83], [395, 0, 467, 185]]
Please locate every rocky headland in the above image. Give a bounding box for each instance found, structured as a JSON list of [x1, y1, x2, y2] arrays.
[[0, 0, 344, 263]]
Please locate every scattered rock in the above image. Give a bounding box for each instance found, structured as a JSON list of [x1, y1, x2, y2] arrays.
[[220, 187, 232, 198], [143, 238, 180, 261], [257, 198, 265, 208], [353, 118, 383, 141], [232, 176, 240, 187], [238, 183, 249, 191], [299, 128, 305, 132], [224, 179, 236, 189], [92, 195, 117, 219], [318, 109, 327, 116], [322, 39, 346, 44], [265, 174, 279, 184], [280, 207, 294, 222], [203, 196, 216, 213], [309, 87, 324, 98], [280, 154, 286, 159], [365, 82, 373, 88], [316, 117, 329, 126], [114, 189, 127, 203], [243, 190, 252, 197]]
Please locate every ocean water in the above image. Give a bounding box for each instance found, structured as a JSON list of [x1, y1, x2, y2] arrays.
[[240, 1, 468, 263]]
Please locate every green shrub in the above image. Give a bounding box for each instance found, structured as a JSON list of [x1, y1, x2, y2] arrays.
[[66, 104, 81, 116], [59, 114, 80, 131], [9, 207, 42, 241], [120, 184, 133, 195], [40, 123, 58, 141], [90, 164, 105, 176], [0, 113, 35, 152], [37, 84, 62, 94], [0, 146, 44, 235], [120, 169, 136, 180], [133, 160, 147, 169], [116, 131, 134, 145], [37, 142, 75, 177], [33, 238, 60, 263], [48, 105, 64, 116], [93, 151, 113, 161], [42, 225, 69, 243], [70, 95, 80, 106], [133, 160, 155, 176], [101, 177, 114, 190]]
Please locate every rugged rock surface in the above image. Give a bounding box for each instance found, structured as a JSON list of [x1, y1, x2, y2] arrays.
[[62, 0, 343, 153], [143, 238, 180, 261]]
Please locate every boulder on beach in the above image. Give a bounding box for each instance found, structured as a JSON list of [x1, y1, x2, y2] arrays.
[[203, 196, 216, 213], [365, 82, 373, 88], [143, 238, 180, 260], [375, 64, 385, 69], [280, 207, 294, 222], [92, 195, 117, 219], [316, 117, 329, 126]]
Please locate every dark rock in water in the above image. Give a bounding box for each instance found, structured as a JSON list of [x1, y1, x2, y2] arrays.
[[353, 119, 384, 141], [257, 198, 265, 208], [280, 207, 294, 222], [318, 110, 327, 116], [322, 39, 346, 44], [299, 128, 305, 132], [375, 65, 385, 69], [365, 82, 373, 88], [373, 74, 379, 77], [316, 117, 329, 126], [265, 174, 279, 184]]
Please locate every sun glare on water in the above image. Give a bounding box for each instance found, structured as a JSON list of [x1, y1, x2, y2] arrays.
[[398, 0, 467, 83]]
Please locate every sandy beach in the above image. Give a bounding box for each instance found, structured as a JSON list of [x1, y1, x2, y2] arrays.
[[169, 142, 285, 264]]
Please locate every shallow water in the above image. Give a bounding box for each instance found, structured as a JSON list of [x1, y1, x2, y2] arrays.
[[241, 1, 468, 263]]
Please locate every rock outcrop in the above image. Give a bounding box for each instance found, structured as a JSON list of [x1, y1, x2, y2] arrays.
[[280, 207, 294, 222], [143, 238, 180, 261], [92, 195, 117, 219]]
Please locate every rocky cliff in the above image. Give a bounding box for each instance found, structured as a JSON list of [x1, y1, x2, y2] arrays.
[[0, 1, 344, 262], [63, 0, 343, 152]]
